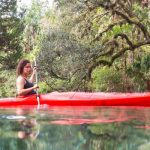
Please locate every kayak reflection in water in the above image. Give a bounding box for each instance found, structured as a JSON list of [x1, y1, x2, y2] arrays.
[[16, 59, 39, 96], [16, 108, 40, 140]]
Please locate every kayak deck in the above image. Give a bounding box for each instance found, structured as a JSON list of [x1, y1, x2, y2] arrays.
[[0, 92, 150, 107]]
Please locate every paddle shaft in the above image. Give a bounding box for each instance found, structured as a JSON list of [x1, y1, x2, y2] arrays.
[[34, 60, 40, 109]]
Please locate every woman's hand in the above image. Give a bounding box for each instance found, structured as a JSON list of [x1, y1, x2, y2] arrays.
[[32, 66, 37, 75], [33, 84, 39, 89], [29, 66, 37, 83]]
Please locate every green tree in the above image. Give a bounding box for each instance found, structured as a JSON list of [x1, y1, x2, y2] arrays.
[[37, 0, 150, 91], [127, 52, 150, 91], [0, 0, 24, 69]]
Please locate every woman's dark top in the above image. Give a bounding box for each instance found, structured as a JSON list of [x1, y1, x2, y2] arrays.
[[24, 79, 36, 95]]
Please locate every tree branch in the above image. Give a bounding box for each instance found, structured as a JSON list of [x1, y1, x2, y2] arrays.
[[87, 39, 150, 80], [92, 20, 126, 42], [114, 33, 134, 49], [113, 10, 150, 39]]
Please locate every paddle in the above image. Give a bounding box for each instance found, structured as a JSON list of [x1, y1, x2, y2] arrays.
[[34, 59, 40, 109]]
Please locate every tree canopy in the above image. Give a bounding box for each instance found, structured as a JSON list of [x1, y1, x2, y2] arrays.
[[0, 0, 24, 69], [36, 0, 150, 92]]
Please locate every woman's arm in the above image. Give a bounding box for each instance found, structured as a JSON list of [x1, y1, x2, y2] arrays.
[[16, 77, 38, 96]]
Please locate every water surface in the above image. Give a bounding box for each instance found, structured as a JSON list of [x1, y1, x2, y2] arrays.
[[0, 106, 150, 150]]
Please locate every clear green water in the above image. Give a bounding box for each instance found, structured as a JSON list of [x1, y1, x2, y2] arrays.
[[0, 106, 150, 150]]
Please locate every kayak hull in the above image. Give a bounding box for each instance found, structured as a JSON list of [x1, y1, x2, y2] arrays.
[[0, 92, 150, 107]]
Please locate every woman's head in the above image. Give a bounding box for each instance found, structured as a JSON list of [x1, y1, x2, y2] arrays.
[[16, 59, 31, 76]]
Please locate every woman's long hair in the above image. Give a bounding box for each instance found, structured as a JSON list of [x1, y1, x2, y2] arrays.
[[16, 59, 30, 77]]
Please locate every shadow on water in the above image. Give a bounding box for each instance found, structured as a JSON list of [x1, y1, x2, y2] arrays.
[[0, 106, 150, 150]]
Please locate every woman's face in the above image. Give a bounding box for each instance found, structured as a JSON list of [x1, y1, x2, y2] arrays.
[[23, 63, 32, 75]]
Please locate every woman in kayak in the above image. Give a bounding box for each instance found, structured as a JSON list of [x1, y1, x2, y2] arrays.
[[16, 59, 38, 96]]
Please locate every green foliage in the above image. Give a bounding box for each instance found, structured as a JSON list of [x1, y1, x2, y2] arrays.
[[107, 24, 133, 38], [0, 0, 24, 69], [127, 53, 150, 79], [0, 70, 16, 97], [87, 123, 118, 135], [38, 79, 71, 93], [21, 0, 43, 53], [24, 0, 42, 25], [37, 27, 94, 91], [133, 3, 149, 21], [38, 82, 50, 93], [126, 53, 150, 91], [92, 66, 123, 92], [32, 0, 150, 92]]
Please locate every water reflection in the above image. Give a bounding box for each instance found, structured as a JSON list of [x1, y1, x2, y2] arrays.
[[44, 106, 150, 125], [0, 106, 150, 150], [16, 108, 40, 139]]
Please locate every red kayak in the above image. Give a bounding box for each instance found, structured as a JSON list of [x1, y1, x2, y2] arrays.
[[0, 92, 150, 107]]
